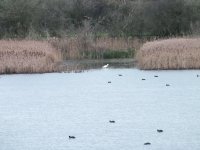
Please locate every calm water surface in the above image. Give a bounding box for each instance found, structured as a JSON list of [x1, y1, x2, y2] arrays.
[[0, 67, 200, 150]]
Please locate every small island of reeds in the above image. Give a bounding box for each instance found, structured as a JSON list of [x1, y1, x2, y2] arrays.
[[137, 38, 200, 70], [0, 40, 61, 74]]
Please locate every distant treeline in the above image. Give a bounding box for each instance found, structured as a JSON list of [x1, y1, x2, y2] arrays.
[[0, 0, 200, 38]]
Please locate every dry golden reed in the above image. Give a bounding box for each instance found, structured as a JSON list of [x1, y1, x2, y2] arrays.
[[51, 37, 141, 59], [137, 38, 200, 70], [0, 40, 61, 74]]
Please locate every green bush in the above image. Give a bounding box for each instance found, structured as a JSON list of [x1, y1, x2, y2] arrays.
[[103, 51, 129, 59], [0, 0, 200, 38]]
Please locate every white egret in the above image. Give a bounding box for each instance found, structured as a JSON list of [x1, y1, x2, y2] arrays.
[[102, 64, 109, 68]]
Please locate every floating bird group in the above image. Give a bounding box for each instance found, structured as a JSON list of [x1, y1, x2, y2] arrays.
[[68, 67, 177, 146], [144, 129, 164, 146]]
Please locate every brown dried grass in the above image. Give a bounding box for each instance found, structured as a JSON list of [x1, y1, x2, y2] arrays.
[[137, 38, 200, 70], [0, 40, 61, 74], [51, 37, 141, 59]]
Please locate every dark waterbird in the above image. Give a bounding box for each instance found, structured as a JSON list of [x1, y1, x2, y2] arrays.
[[118, 74, 123, 76], [109, 120, 115, 123], [166, 84, 170, 86], [197, 74, 199, 77], [108, 81, 112, 83], [144, 142, 151, 145], [69, 136, 76, 139], [157, 129, 163, 133], [74, 70, 82, 73], [154, 75, 158, 77], [142, 78, 146, 81]]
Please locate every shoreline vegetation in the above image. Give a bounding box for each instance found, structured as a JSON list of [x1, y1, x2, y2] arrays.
[[137, 38, 200, 70], [0, 37, 140, 74], [0, 0, 200, 73], [1, 37, 200, 74], [1, 0, 199, 39], [0, 40, 61, 74], [51, 37, 140, 60]]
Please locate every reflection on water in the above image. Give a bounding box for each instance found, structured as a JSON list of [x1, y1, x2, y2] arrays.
[[60, 59, 136, 72]]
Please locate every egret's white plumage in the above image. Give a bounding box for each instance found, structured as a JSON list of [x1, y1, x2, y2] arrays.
[[102, 64, 109, 68]]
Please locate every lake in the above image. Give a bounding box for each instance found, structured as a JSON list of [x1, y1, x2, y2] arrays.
[[0, 67, 200, 150]]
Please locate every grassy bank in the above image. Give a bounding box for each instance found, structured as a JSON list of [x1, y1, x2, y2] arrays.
[[50, 37, 140, 60], [0, 40, 61, 74], [0, 37, 140, 74], [137, 38, 200, 70]]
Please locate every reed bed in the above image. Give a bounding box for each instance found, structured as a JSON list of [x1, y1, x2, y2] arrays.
[[137, 38, 200, 70], [51, 37, 141, 59], [0, 40, 61, 74]]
